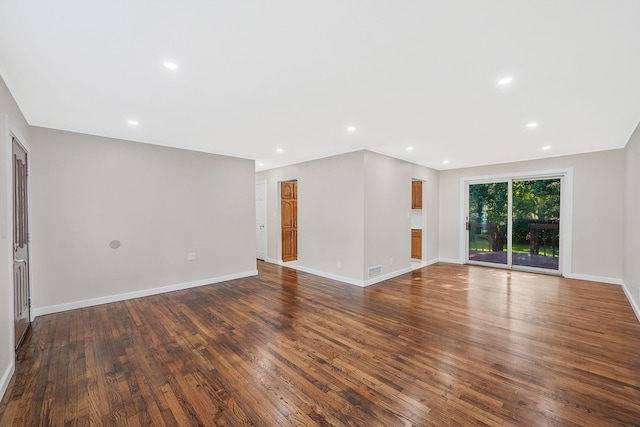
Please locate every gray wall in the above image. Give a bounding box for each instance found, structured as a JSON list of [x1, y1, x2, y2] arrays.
[[623, 123, 640, 312], [256, 150, 439, 283], [256, 151, 366, 281], [439, 149, 625, 281], [29, 127, 257, 311], [0, 74, 31, 398], [363, 151, 439, 278]]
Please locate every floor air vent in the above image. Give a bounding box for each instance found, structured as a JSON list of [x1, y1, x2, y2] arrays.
[[368, 265, 382, 279]]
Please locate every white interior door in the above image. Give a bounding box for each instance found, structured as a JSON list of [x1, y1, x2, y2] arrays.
[[256, 180, 267, 260], [13, 137, 31, 350]]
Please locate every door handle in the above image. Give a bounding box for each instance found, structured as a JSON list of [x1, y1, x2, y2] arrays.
[[13, 258, 26, 264]]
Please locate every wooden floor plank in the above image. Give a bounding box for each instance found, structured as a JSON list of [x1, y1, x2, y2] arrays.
[[2, 261, 640, 426]]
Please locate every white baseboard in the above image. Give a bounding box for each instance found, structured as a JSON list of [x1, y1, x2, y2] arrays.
[[291, 265, 365, 287], [0, 360, 15, 402], [426, 258, 439, 266], [289, 264, 416, 288], [364, 266, 413, 287], [32, 270, 258, 318], [438, 257, 464, 264], [621, 281, 640, 324], [563, 273, 623, 285], [264, 257, 279, 265]]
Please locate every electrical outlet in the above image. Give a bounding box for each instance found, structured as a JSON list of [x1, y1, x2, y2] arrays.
[[389, 257, 394, 265], [187, 252, 196, 261], [337, 260, 342, 269]]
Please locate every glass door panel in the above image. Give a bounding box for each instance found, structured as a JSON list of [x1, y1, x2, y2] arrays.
[[512, 179, 560, 271], [468, 182, 508, 265]]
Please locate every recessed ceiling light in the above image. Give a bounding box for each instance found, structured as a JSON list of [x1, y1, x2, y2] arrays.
[[276, 148, 283, 153], [347, 126, 356, 132], [498, 77, 513, 85], [127, 120, 139, 125], [542, 145, 551, 150], [163, 61, 178, 70], [526, 122, 539, 128], [443, 160, 450, 164], [258, 162, 264, 166], [406, 146, 414, 151]]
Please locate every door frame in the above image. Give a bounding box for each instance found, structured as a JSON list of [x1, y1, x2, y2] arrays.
[[255, 180, 267, 260], [410, 178, 428, 267], [460, 168, 573, 276]]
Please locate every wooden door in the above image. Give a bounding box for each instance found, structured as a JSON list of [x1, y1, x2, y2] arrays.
[[281, 181, 297, 262], [13, 138, 31, 351], [411, 229, 422, 259], [412, 180, 423, 209]]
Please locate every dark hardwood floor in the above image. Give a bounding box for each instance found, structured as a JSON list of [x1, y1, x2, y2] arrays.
[[2, 261, 640, 426]]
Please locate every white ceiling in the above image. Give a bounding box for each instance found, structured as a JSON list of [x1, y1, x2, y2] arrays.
[[1, 1, 639, 171]]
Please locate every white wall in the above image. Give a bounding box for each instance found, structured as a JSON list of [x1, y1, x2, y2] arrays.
[[256, 150, 439, 284], [256, 151, 366, 281], [29, 127, 257, 313], [623, 122, 640, 317], [439, 149, 625, 281], [0, 74, 31, 399], [363, 151, 439, 279]]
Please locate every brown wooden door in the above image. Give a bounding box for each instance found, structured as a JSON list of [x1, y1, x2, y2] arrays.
[[13, 138, 31, 351], [411, 229, 422, 259], [412, 181, 423, 209], [281, 181, 297, 262]]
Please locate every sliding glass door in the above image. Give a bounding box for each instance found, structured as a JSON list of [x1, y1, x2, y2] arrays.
[[467, 182, 508, 265], [467, 177, 561, 273], [512, 179, 560, 270]]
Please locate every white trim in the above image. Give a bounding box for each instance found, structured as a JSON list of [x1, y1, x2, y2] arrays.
[[461, 168, 575, 183], [621, 281, 640, 324], [411, 258, 438, 271], [507, 181, 513, 268], [255, 179, 267, 261], [364, 266, 413, 287], [563, 272, 623, 285], [286, 263, 414, 288], [560, 169, 574, 276], [438, 257, 464, 264], [32, 270, 258, 317], [291, 264, 365, 286], [0, 361, 15, 402], [264, 257, 279, 265], [2, 115, 14, 388], [458, 177, 467, 263]]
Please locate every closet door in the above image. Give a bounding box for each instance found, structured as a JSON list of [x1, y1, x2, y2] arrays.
[[281, 181, 297, 262]]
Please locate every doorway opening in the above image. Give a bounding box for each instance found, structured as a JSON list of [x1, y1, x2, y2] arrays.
[[411, 179, 426, 266]]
